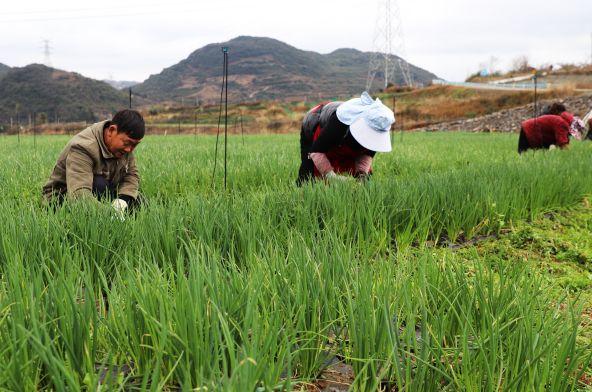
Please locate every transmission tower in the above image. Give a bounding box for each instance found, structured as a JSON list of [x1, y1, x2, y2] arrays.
[[366, 0, 413, 92], [41, 39, 52, 67]]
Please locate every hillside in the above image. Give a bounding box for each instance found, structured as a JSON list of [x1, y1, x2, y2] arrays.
[[0, 63, 10, 80], [412, 93, 592, 132], [384, 85, 585, 130], [0, 64, 129, 123], [133, 36, 437, 103]]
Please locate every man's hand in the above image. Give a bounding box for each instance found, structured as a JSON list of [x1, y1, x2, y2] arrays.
[[111, 198, 128, 221]]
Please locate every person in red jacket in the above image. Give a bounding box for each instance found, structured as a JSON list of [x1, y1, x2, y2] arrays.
[[518, 114, 570, 153], [541, 102, 586, 140]]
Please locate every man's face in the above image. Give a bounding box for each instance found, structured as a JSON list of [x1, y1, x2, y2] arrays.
[[104, 125, 142, 158]]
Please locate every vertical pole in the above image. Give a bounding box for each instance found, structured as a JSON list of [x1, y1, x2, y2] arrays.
[[211, 50, 224, 188], [384, 0, 392, 89], [178, 118, 181, 135], [33, 112, 36, 149], [240, 113, 244, 146], [129, 87, 132, 109], [223, 47, 229, 190], [194, 111, 197, 140], [532, 72, 538, 137], [533, 74, 538, 118], [590, 32, 592, 65], [393, 95, 402, 143], [587, 32, 592, 65]]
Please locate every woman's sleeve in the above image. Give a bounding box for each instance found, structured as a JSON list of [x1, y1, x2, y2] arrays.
[[355, 155, 373, 174], [309, 152, 334, 176]]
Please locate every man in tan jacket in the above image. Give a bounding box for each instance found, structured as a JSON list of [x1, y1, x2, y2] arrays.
[[43, 109, 144, 214]]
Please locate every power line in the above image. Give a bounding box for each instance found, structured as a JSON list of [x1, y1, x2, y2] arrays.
[[0, 2, 205, 24], [0, 11, 163, 23], [0, 1, 199, 16]]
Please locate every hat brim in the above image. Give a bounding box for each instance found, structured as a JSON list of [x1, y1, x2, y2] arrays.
[[349, 117, 392, 152]]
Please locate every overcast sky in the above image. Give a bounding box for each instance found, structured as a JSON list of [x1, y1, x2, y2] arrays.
[[0, 0, 590, 83]]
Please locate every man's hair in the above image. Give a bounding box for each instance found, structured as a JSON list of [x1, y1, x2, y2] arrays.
[[111, 109, 145, 139], [542, 102, 567, 116]]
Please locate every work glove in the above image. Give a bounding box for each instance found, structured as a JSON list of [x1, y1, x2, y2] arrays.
[[111, 198, 128, 221], [549, 144, 557, 150], [354, 171, 370, 183], [325, 171, 351, 182]]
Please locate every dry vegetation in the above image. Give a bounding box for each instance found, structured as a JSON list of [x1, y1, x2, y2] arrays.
[[135, 85, 583, 134], [388, 85, 581, 129], [3, 81, 586, 135]]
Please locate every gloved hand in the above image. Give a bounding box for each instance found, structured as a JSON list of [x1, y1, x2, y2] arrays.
[[325, 171, 351, 181], [111, 198, 128, 221], [355, 171, 370, 182], [549, 144, 557, 150]]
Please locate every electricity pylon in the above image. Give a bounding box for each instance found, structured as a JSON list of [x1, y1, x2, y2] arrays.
[[366, 0, 413, 92], [42, 39, 52, 67]]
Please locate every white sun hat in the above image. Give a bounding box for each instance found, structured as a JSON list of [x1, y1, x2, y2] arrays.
[[336, 91, 395, 152], [570, 117, 585, 141]]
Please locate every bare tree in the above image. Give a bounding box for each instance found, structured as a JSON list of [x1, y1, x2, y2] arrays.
[[511, 55, 531, 73]]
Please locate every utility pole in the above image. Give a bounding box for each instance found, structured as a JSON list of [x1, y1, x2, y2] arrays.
[[194, 111, 197, 139], [366, 0, 412, 92], [33, 112, 37, 149], [223, 46, 229, 190]]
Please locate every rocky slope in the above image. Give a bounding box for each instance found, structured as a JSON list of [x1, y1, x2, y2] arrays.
[[412, 94, 592, 132]]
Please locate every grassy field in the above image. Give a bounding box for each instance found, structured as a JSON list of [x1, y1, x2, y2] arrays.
[[0, 132, 591, 390]]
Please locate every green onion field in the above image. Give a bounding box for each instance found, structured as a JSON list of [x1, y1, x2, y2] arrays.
[[0, 132, 591, 390]]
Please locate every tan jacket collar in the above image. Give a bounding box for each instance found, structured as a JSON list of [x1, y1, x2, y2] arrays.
[[93, 121, 115, 159]]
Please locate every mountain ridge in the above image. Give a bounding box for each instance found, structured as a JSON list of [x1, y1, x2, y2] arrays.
[[0, 64, 129, 123], [133, 36, 437, 103]]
